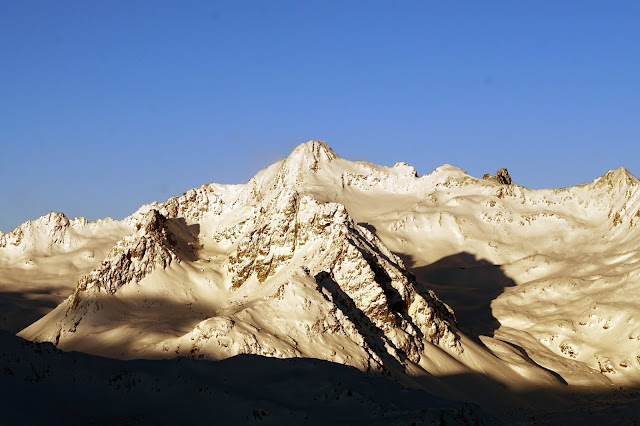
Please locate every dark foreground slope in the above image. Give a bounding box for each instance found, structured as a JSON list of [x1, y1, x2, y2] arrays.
[[0, 332, 491, 425], [5, 330, 640, 425]]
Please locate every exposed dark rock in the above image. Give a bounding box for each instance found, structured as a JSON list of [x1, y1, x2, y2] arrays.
[[69, 209, 180, 310], [496, 168, 513, 185], [484, 169, 513, 185]]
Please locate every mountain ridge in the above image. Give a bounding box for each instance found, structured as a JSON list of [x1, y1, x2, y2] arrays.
[[3, 141, 637, 237]]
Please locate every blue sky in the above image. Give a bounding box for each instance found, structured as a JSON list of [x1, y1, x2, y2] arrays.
[[1, 1, 639, 232]]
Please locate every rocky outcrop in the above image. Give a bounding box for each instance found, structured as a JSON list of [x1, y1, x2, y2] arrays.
[[225, 191, 303, 286], [0, 226, 24, 248], [0, 212, 70, 249], [483, 168, 513, 185], [496, 168, 512, 185], [160, 184, 224, 222], [68, 209, 179, 310], [222, 190, 462, 367]]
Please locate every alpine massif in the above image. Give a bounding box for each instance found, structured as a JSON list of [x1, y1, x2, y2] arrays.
[[3, 141, 640, 423]]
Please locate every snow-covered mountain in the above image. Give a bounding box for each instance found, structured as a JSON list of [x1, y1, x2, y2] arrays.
[[5, 140, 640, 400]]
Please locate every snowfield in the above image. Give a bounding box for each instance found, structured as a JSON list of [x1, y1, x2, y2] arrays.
[[3, 140, 640, 422]]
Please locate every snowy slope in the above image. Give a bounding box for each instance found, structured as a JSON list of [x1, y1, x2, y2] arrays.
[[8, 140, 640, 394]]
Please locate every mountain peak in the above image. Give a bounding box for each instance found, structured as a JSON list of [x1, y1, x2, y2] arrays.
[[593, 166, 640, 188], [68, 209, 180, 310], [0, 211, 72, 250], [248, 141, 340, 191], [138, 208, 168, 235], [39, 211, 70, 225], [284, 140, 338, 170]]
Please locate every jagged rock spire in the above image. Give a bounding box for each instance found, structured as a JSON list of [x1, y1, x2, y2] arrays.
[[496, 168, 512, 185], [483, 168, 513, 185]]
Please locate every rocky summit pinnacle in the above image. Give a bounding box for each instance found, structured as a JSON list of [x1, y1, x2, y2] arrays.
[[483, 168, 513, 185], [496, 168, 512, 185]]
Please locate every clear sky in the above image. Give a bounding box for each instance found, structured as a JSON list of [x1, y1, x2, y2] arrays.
[[1, 1, 639, 232]]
